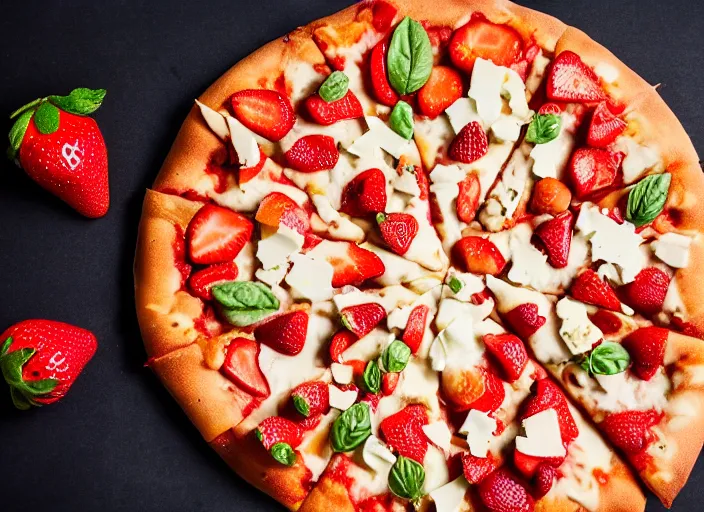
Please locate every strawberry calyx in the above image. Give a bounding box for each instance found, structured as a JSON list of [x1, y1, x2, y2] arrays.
[[8, 88, 106, 159], [0, 336, 58, 410]]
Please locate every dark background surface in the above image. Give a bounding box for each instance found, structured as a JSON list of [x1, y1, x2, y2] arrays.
[[0, 0, 702, 510]]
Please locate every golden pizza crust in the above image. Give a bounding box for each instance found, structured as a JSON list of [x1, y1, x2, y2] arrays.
[[135, 189, 205, 358], [210, 428, 313, 510], [298, 476, 355, 512]]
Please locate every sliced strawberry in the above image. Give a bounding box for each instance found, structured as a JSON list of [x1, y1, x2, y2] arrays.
[[478, 468, 535, 512], [568, 147, 622, 199], [521, 379, 578, 444], [448, 16, 524, 72], [329, 329, 358, 363], [538, 102, 563, 115], [305, 90, 363, 126], [504, 303, 546, 339], [285, 134, 339, 172], [255, 192, 310, 235], [254, 310, 308, 355], [453, 236, 506, 275], [377, 212, 418, 255], [619, 267, 670, 316], [379, 404, 429, 462], [255, 416, 303, 465], [532, 463, 557, 499], [621, 326, 668, 381], [313, 240, 386, 287], [370, 0, 397, 32], [239, 148, 267, 184], [462, 451, 500, 484], [570, 269, 621, 311], [530, 177, 571, 216], [417, 66, 463, 119], [467, 367, 505, 413], [448, 121, 488, 164], [303, 232, 323, 250], [589, 310, 623, 335], [369, 38, 399, 107], [402, 304, 429, 354], [513, 449, 564, 479], [221, 338, 270, 397], [600, 409, 663, 454], [230, 89, 295, 142], [188, 262, 239, 301], [456, 173, 481, 223], [340, 168, 387, 217], [441, 366, 486, 410], [483, 334, 528, 382], [546, 51, 605, 103], [341, 303, 386, 338], [346, 359, 367, 379], [587, 101, 627, 148], [533, 211, 573, 269], [186, 204, 254, 264], [381, 372, 399, 396], [291, 381, 330, 417]]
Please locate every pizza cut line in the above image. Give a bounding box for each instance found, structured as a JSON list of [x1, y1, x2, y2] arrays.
[[134, 1, 704, 510]]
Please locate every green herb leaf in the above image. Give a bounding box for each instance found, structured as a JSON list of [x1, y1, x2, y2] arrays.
[[448, 277, 463, 294], [382, 340, 411, 373], [626, 173, 671, 227], [293, 395, 310, 417], [387, 17, 433, 95], [33, 102, 60, 135], [331, 402, 372, 452], [212, 281, 280, 327], [580, 341, 630, 376], [388, 456, 425, 501], [525, 113, 561, 144], [7, 110, 34, 160], [319, 71, 349, 103], [270, 442, 296, 466], [363, 360, 382, 394], [390, 100, 414, 140], [9, 97, 43, 120], [48, 88, 107, 115]]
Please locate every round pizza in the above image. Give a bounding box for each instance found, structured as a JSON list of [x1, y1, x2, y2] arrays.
[[134, 1, 704, 510]]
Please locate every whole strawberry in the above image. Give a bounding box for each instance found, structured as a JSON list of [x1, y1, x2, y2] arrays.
[[0, 319, 97, 409], [8, 88, 109, 218]]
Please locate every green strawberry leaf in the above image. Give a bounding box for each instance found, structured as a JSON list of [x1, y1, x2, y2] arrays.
[[33, 102, 60, 135], [0, 336, 13, 357], [7, 110, 34, 160], [9, 97, 43, 120], [319, 72, 349, 103], [389, 100, 414, 140], [270, 442, 296, 466], [10, 387, 32, 410], [48, 88, 107, 115]]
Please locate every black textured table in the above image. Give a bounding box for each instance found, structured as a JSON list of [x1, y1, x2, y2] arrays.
[[0, 1, 702, 510]]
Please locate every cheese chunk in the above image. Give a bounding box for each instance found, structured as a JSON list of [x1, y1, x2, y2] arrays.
[[515, 408, 567, 458], [362, 435, 396, 473], [651, 232, 692, 268], [430, 477, 470, 512], [331, 363, 354, 385], [285, 253, 334, 302], [422, 421, 453, 452], [329, 385, 358, 411], [445, 97, 482, 133], [556, 297, 603, 355], [255, 265, 288, 287], [256, 224, 304, 270], [459, 409, 496, 458], [348, 116, 414, 159], [195, 100, 229, 140], [226, 115, 260, 168]]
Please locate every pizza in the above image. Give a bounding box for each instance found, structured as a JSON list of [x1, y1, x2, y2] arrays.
[[133, 1, 704, 510]]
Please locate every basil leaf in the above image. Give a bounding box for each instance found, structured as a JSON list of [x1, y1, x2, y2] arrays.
[[363, 360, 381, 394], [292, 395, 310, 417], [525, 113, 561, 144], [212, 281, 280, 327], [387, 17, 433, 95], [382, 340, 411, 373], [48, 88, 106, 115], [581, 341, 630, 376], [331, 402, 372, 452], [388, 456, 425, 501], [319, 71, 349, 103], [33, 102, 59, 135], [270, 442, 296, 466], [448, 277, 463, 294], [390, 100, 414, 140], [626, 173, 671, 227]]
